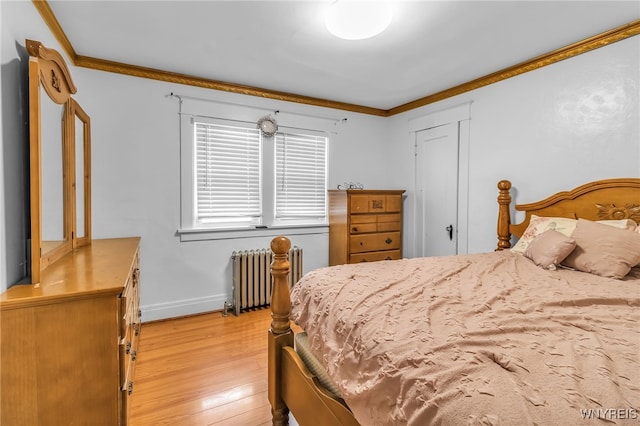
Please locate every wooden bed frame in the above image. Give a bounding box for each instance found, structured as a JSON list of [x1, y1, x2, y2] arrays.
[[268, 177, 640, 426], [496, 178, 640, 250]]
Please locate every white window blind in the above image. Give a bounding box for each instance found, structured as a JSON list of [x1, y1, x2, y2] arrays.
[[275, 131, 327, 221], [195, 121, 261, 226]]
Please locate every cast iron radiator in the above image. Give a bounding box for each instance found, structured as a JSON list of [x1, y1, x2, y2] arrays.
[[224, 246, 303, 316]]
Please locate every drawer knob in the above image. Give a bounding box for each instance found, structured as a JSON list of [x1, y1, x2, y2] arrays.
[[352, 227, 358, 232], [385, 238, 392, 244]]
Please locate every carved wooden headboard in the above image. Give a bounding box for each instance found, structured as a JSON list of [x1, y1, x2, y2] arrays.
[[497, 178, 640, 250]]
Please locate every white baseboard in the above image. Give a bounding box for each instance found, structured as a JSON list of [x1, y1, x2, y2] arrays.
[[141, 293, 230, 322]]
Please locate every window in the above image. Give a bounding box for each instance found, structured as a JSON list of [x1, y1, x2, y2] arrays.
[[181, 115, 328, 233], [194, 121, 262, 227], [274, 131, 328, 225]]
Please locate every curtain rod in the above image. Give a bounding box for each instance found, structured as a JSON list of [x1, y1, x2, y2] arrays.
[[167, 92, 347, 125]]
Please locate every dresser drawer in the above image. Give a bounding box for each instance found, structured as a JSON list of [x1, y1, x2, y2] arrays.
[[349, 194, 371, 213], [377, 222, 401, 232], [120, 324, 139, 388], [350, 195, 402, 213], [350, 214, 401, 233], [377, 213, 401, 223], [350, 215, 377, 233], [377, 213, 401, 232], [121, 381, 134, 426], [350, 222, 377, 233], [350, 232, 401, 253], [119, 296, 134, 339], [120, 262, 139, 334], [350, 214, 377, 224], [350, 250, 401, 263], [119, 296, 128, 338], [384, 195, 402, 213]]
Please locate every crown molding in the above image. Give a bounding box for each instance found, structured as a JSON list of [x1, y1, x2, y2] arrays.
[[32, 0, 639, 117], [388, 20, 640, 116], [72, 55, 387, 116]]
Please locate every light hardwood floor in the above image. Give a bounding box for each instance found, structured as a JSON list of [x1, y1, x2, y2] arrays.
[[130, 308, 298, 426]]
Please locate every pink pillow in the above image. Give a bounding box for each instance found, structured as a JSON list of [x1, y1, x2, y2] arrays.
[[524, 230, 576, 270], [562, 219, 640, 279]]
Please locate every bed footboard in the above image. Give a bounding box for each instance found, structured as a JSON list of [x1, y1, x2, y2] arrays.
[[268, 236, 294, 425], [268, 236, 361, 426]]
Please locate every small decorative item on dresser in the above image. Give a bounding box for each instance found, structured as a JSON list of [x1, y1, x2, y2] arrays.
[[328, 189, 405, 265], [337, 182, 364, 190]]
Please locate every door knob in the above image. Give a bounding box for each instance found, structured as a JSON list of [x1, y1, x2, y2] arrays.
[[446, 225, 453, 241]]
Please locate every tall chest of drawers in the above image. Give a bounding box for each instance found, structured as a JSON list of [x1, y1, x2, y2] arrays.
[[0, 237, 141, 426], [328, 189, 405, 266]]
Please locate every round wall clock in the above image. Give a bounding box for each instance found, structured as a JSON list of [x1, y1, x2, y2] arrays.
[[257, 115, 278, 137]]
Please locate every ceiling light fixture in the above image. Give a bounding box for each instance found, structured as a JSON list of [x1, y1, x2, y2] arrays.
[[325, 1, 394, 41]]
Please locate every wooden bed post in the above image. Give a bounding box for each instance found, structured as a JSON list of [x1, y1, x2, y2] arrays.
[[496, 180, 512, 251], [268, 236, 293, 426]]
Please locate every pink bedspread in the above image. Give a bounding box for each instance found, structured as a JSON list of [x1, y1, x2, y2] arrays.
[[290, 251, 640, 425]]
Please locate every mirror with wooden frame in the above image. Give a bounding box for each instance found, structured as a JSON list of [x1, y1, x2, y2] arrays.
[[27, 39, 91, 283], [66, 98, 92, 248]]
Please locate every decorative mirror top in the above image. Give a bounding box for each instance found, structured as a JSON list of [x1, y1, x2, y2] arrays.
[[26, 39, 76, 104]]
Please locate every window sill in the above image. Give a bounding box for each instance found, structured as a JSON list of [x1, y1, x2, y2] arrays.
[[177, 224, 329, 242]]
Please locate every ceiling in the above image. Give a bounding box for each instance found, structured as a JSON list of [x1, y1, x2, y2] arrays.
[[43, 1, 640, 114]]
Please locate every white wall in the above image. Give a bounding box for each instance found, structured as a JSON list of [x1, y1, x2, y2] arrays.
[[2, 2, 638, 321], [68, 66, 393, 321], [388, 35, 640, 256]]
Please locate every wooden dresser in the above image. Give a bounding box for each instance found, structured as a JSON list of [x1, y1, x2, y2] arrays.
[[0, 237, 141, 426], [328, 189, 405, 266]]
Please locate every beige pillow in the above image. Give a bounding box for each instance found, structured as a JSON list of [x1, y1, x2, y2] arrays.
[[524, 230, 576, 270], [512, 216, 638, 254], [511, 215, 577, 254], [562, 219, 640, 279]]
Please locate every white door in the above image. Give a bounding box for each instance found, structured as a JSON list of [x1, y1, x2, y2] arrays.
[[415, 122, 459, 257]]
